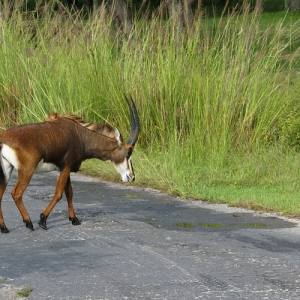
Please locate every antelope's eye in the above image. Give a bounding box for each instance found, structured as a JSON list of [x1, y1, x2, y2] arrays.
[[127, 148, 133, 158]]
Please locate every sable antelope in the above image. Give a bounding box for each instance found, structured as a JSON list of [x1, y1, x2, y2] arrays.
[[0, 97, 140, 233]]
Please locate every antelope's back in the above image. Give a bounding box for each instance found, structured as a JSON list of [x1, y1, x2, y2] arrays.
[[0, 119, 85, 164]]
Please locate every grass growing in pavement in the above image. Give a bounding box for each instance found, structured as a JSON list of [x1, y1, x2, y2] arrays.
[[1, 1, 300, 216], [0, 277, 7, 284], [16, 285, 32, 298]]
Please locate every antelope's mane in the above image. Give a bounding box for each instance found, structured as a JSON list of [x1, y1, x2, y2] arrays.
[[46, 113, 117, 139], [47, 112, 99, 131]]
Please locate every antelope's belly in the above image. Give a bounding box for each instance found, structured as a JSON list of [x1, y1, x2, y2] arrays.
[[1, 144, 59, 175], [35, 161, 59, 173]]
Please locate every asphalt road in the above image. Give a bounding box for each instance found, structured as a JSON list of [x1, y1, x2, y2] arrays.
[[0, 172, 300, 300]]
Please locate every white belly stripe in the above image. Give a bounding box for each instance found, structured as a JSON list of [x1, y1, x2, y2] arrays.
[[35, 161, 59, 173]]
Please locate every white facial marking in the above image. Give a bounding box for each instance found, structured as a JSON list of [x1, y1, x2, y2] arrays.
[[35, 160, 59, 173], [114, 157, 134, 182]]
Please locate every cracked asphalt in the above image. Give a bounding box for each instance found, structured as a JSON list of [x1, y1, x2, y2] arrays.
[[0, 171, 300, 299]]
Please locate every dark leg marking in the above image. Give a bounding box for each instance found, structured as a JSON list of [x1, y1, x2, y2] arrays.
[[0, 224, 9, 233], [24, 220, 34, 231], [69, 217, 81, 226], [38, 213, 47, 230]]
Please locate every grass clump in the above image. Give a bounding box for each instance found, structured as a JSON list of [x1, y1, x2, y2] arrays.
[[0, 277, 7, 284], [199, 223, 224, 229], [1, 1, 300, 215], [16, 285, 32, 298], [175, 222, 196, 229]]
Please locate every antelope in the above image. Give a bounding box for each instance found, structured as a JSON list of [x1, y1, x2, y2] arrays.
[[0, 96, 140, 233]]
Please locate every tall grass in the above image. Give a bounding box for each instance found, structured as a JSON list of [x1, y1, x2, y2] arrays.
[[1, 0, 300, 215]]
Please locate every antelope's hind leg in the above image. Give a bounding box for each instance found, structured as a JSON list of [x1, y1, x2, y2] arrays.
[[0, 156, 13, 233], [65, 176, 81, 226], [0, 182, 9, 233], [11, 169, 35, 231]]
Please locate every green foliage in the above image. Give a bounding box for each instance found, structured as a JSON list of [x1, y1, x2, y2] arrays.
[[1, 0, 300, 215]]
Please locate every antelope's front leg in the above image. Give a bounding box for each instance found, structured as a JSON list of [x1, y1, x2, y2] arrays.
[[38, 167, 71, 230], [65, 175, 80, 226]]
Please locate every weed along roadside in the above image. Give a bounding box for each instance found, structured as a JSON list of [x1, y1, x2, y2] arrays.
[[0, 277, 32, 300]]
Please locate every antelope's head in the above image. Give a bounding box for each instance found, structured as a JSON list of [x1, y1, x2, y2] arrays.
[[112, 96, 140, 183]]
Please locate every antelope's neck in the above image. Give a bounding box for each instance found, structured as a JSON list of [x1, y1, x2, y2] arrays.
[[83, 132, 119, 161]]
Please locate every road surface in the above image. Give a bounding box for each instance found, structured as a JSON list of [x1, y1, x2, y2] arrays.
[[0, 172, 300, 299]]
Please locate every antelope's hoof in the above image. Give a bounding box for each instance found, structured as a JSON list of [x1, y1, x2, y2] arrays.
[[0, 225, 9, 233], [38, 213, 48, 230], [69, 217, 81, 226], [24, 220, 34, 231]]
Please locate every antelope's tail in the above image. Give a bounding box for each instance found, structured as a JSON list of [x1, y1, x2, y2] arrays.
[[0, 145, 6, 187]]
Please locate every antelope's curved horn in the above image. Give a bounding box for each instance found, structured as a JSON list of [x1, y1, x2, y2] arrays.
[[126, 95, 140, 146]]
